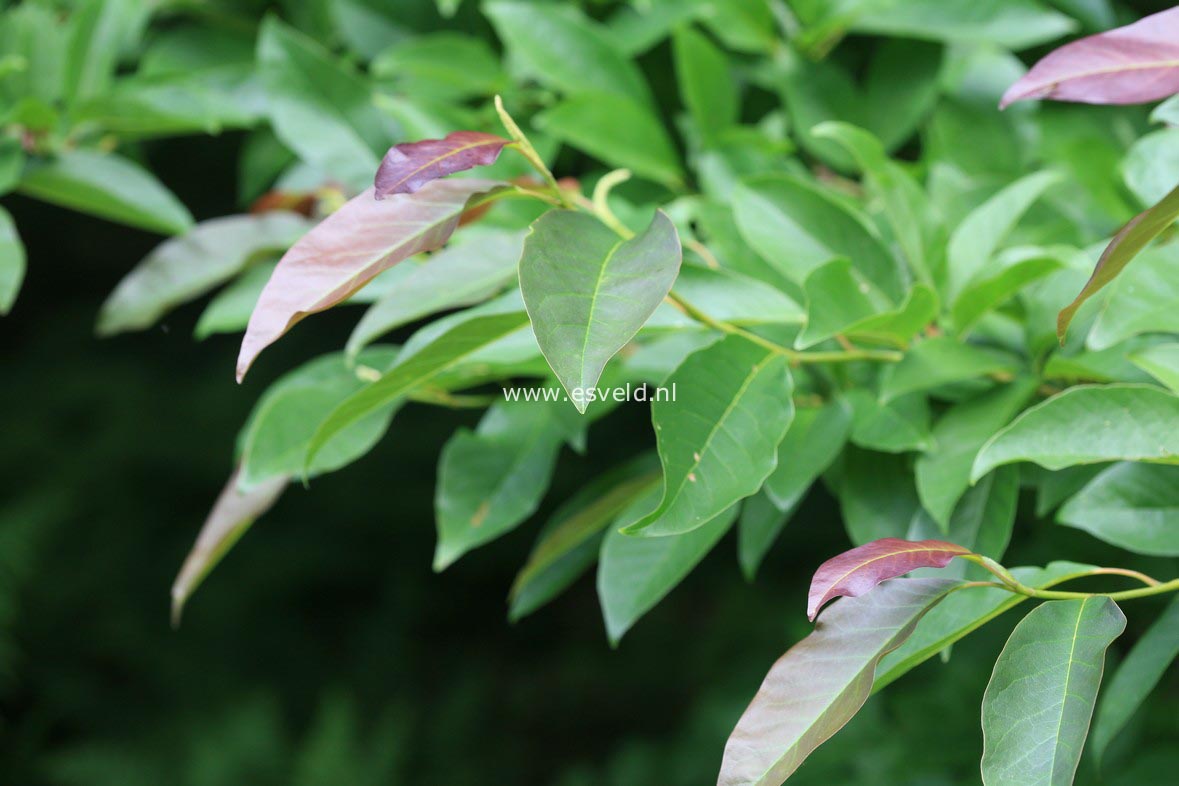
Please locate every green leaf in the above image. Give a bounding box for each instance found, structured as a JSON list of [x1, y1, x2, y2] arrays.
[[1122, 128, 1179, 208], [19, 150, 194, 236], [484, 1, 650, 103], [733, 174, 903, 300], [348, 228, 523, 358], [672, 26, 737, 143], [171, 467, 287, 626], [909, 466, 1020, 562], [520, 210, 681, 413], [719, 578, 959, 786], [434, 397, 571, 570], [1130, 343, 1179, 392], [598, 495, 737, 643], [0, 4, 68, 105], [737, 490, 795, 581], [973, 384, 1179, 480], [509, 456, 661, 622], [946, 170, 1061, 298], [372, 32, 506, 100], [1087, 244, 1179, 351], [845, 0, 1076, 49], [194, 261, 277, 340], [875, 561, 1097, 691], [306, 311, 530, 467], [1059, 185, 1179, 342], [651, 263, 803, 328], [950, 254, 1062, 334], [796, 259, 935, 349], [837, 446, 921, 544], [1092, 597, 1179, 763], [981, 597, 1125, 786], [257, 16, 393, 188], [764, 398, 852, 511], [536, 94, 682, 186], [0, 136, 23, 195], [880, 337, 1020, 402], [98, 213, 307, 335], [916, 378, 1037, 529], [238, 348, 401, 488], [0, 205, 25, 315], [1058, 463, 1179, 556], [624, 335, 794, 536], [847, 390, 932, 454], [63, 0, 141, 104]]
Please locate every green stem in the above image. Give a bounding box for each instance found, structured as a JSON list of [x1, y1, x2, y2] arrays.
[[591, 169, 635, 239], [494, 95, 572, 209], [961, 554, 1176, 602]]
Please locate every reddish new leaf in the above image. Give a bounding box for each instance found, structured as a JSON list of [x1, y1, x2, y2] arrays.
[[236, 178, 505, 381], [807, 537, 971, 621], [1000, 7, 1179, 109], [1058, 183, 1179, 342], [374, 131, 510, 198]]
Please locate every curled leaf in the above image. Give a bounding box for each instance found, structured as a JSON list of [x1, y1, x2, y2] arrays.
[[171, 468, 287, 626], [374, 131, 510, 198], [1000, 7, 1179, 109], [807, 537, 971, 621], [236, 179, 505, 381]]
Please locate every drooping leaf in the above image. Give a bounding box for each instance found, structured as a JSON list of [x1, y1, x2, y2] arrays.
[[1058, 184, 1179, 342], [1058, 462, 1179, 556], [837, 447, 922, 545], [509, 456, 660, 622], [733, 174, 903, 300], [598, 495, 737, 643], [981, 597, 1126, 786], [973, 384, 1179, 480], [672, 25, 738, 143], [194, 261, 278, 340], [807, 538, 970, 621], [623, 335, 794, 536], [764, 399, 852, 511], [98, 213, 308, 336], [0, 206, 25, 315], [909, 467, 1020, 565], [19, 150, 193, 236], [171, 467, 287, 626], [374, 131, 510, 198], [1092, 597, 1179, 763], [1000, 7, 1179, 108], [347, 228, 523, 357], [880, 337, 1020, 402], [916, 378, 1037, 529], [536, 93, 682, 186], [945, 170, 1061, 297], [257, 15, 394, 187], [1130, 343, 1179, 392], [737, 490, 796, 581], [305, 311, 530, 466], [484, 1, 650, 103], [238, 348, 401, 488], [875, 561, 1097, 690], [519, 210, 681, 413], [434, 397, 572, 570], [236, 180, 505, 380], [719, 578, 959, 786]]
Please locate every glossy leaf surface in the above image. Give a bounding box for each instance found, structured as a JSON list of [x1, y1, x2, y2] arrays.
[[374, 131, 509, 197]]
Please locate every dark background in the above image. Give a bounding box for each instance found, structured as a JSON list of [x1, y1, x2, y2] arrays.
[[3, 44, 1179, 786]]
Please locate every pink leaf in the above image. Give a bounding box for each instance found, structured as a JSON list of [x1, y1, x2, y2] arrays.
[[1000, 7, 1179, 109], [807, 538, 971, 621], [236, 178, 506, 382], [374, 131, 510, 198]]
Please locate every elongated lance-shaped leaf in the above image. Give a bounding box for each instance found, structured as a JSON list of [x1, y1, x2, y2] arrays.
[[99, 212, 309, 336], [1092, 596, 1179, 763], [236, 179, 506, 381], [520, 210, 681, 413], [171, 467, 287, 626], [1057, 184, 1179, 342], [1057, 462, 1179, 556], [764, 398, 852, 512], [972, 384, 1179, 481], [374, 131, 510, 197], [719, 578, 959, 786], [1000, 7, 1179, 109], [624, 335, 793, 536], [0, 205, 25, 315], [305, 311, 530, 468], [981, 597, 1126, 786], [807, 538, 971, 621]]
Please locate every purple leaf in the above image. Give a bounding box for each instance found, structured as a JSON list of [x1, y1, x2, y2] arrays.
[[720, 578, 959, 786], [1000, 7, 1179, 109], [807, 537, 971, 621], [236, 179, 506, 382], [171, 467, 286, 626], [374, 131, 510, 198]]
